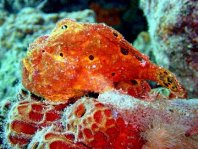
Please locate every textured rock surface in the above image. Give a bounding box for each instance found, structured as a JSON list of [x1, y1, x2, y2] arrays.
[[0, 7, 95, 100], [0, 0, 44, 12], [139, 0, 198, 97], [0, 0, 90, 13], [133, 31, 155, 63]]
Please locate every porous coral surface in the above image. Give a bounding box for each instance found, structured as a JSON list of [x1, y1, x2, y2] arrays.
[[63, 97, 144, 148], [2, 91, 198, 148]]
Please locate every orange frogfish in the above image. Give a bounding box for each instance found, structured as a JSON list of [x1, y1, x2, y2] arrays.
[[22, 19, 186, 102]]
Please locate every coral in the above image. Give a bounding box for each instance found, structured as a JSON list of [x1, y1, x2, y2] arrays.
[[63, 97, 144, 148], [0, 50, 25, 99], [140, 0, 198, 97], [142, 120, 198, 149], [0, 0, 90, 13], [0, 8, 8, 25], [2, 91, 198, 148], [28, 126, 87, 149], [0, 0, 45, 12], [98, 91, 198, 148], [4, 96, 67, 148], [22, 19, 186, 102], [133, 31, 155, 63], [0, 98, 12, 147], [98, 91, 198, 129], [0, 7, 95, 100]]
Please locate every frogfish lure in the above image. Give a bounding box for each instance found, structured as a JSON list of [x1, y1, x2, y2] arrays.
[[22, 19, 186, 102]]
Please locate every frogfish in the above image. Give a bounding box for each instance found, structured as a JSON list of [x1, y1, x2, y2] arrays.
[[22, 19, 186, 102]]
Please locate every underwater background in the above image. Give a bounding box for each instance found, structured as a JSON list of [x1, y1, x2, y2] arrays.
[[0, 0, 197, 148]]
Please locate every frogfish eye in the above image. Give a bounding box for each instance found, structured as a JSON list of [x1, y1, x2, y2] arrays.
[[61, 25, 68, 30]]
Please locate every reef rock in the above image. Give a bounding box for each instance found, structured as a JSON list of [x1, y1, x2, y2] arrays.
[[139, 0, 198, 97], [133, 31, 155, 63]]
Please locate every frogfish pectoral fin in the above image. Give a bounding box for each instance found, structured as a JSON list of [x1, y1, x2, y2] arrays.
[[139, 65, 187, 98], [155, 67, 187, 98]]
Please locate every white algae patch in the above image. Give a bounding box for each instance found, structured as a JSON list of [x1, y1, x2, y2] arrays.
[[98, 90, 198, 129]]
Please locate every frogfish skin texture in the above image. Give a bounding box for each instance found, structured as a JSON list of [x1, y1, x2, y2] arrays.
[[22, 19, 186, 102]]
